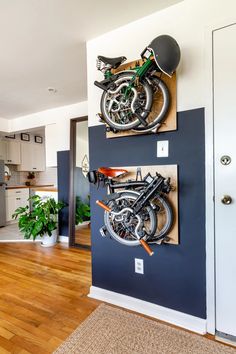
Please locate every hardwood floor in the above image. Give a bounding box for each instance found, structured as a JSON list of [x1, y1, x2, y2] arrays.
[[0, 243, 232, 354], [0, 243, 100, 354], [75, 224, 91, 247]]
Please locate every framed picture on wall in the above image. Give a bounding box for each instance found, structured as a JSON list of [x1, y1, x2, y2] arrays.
[[21, 133, 30, 142], [35, 136, 43, 144]]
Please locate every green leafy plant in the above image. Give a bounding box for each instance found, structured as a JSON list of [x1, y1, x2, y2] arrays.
[[12, 195, 65, 240], [75, 196, 90, 225]]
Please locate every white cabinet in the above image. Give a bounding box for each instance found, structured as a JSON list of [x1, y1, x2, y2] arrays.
[[0, 141, 7, 161], [6, 188, 29, 223], [5, 141, 21, 165], [17, 143, 31, 171], [33, 144, 45, 171], [17, 143, 45, 172], [0, 141, 21, 165]]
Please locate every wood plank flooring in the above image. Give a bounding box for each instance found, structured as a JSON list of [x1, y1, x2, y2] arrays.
[[75, 224, 91, 247], [0, 243, 100, 354], [0, 243, 232, 353]]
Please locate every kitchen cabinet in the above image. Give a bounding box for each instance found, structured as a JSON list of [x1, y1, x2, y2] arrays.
[[6, 188, 29, 223], [0, 141, 7, 161], [33, 144, 45, 171], [5, 141, 21, 165], [0, 141, 21, 165], [17, 143, 31, 171], [17, 142, 45, 172]]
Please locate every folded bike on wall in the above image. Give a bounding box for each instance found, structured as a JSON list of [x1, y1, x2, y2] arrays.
[[88, 167, 174, 256], [94, 35, 181, 133]]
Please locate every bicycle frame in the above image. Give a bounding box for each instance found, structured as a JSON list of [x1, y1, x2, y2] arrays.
[[104, 55, 154, 83], [104, 173, 170, 215], [88, 168, 172, 256], [108, 180, 147, 193]]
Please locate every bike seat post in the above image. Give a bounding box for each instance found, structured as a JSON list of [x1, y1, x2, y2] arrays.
[[108, 179, 115, 194], [136, 167, 143, 181]]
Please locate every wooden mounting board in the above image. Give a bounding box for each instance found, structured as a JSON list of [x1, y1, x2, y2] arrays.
[[111, 165, 179, 245], [106, 59, 177, 139]]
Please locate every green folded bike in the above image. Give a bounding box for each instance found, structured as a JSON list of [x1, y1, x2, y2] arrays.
[[94, 35, 181, 133]]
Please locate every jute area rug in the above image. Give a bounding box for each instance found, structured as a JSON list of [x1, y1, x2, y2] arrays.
[[54, 303, 236, 354]]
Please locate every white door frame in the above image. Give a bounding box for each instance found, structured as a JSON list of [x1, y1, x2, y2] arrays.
[[205, 17, 236, 334]]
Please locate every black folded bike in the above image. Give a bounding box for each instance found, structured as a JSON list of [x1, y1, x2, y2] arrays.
[[88, 167, 174, 256]]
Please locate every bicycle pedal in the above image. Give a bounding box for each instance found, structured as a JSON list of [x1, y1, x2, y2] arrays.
[[99, 226, 107, 238]]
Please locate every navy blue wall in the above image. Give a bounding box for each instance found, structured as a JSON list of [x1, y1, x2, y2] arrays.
[[89, 108, 206, 319], [57, 151, 70, 237], [74, 167, 90, 203]]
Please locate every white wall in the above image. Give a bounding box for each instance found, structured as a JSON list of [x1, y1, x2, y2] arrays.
[[87, 0, 236, 127], [86, 0, 236, 332], [8, 101, 88, 167]]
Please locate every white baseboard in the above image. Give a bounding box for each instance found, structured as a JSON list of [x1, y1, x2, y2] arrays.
[[89, 286, 207, 334], [58, 235, 69, 243], [0, 236, 69, 243], [0, 239, 41, 243]]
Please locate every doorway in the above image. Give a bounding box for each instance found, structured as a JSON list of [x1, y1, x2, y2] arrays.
[[213, 23, 236, 341], [69, 117, 91, 249]]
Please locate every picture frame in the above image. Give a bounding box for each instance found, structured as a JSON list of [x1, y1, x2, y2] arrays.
[[5, 134, 15, 139], [35, 136, 43, 144], [21, 133, 30, 142]]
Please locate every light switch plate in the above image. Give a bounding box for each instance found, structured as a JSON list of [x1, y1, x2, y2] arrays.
[[135, 258, 144, 274], [157, 140, 169, 157]]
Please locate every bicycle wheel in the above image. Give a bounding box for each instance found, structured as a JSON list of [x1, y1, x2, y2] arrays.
[[132, 77, 170, 133], [104, 191, 157, 246], [101, 72, 153, 131], [149, 195, 173, 242]]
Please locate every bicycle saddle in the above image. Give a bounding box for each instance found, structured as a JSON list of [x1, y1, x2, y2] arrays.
[[98, 167, 128, 178], [97, 56, 127, 69]]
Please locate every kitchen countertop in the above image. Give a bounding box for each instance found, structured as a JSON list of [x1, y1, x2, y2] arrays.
[[30, 186, 58, 192], [6, 184, 55, 190]]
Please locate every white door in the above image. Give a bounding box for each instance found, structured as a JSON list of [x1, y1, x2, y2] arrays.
[[214, 23, 236, 338]]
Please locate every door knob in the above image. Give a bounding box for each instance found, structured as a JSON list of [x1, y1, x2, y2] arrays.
[[220, 155, 231, 165], [221, 195, 232, 205]]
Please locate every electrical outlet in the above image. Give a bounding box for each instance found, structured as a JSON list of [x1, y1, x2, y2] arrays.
[[135, 258, 144, 274], [157, 140, 169, 157]]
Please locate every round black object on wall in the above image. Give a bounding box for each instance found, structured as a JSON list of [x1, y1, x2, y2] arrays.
[[148, 35, 181, 77]]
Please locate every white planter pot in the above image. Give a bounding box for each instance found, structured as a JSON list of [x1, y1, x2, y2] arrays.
[[75, 220, 90, 230], [41, 229, 58, 247]]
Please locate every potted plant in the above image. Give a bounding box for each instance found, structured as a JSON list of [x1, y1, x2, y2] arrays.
[[12, 195, 65, 247], [75, 196, 91, 226]]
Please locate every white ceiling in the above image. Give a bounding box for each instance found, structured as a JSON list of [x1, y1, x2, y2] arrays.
[[0, 0, 182, 119]]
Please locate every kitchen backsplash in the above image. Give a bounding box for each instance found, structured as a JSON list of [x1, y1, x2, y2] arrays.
[[35, 167, 57, 186], [6, 165, 57, 187], [6, 165, 21, 185]]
